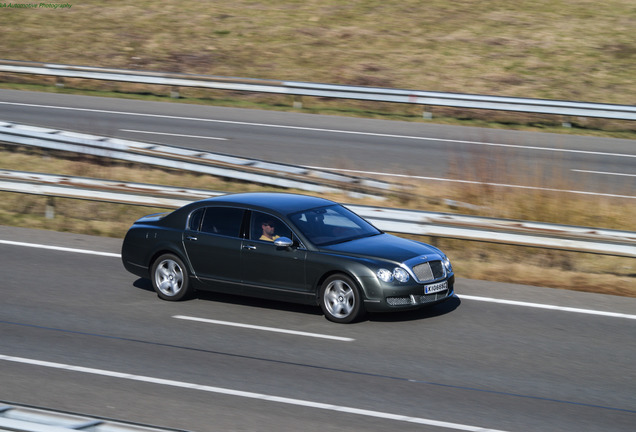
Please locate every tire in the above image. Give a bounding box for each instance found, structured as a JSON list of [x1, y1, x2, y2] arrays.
[[319, 274, 365, 323], [151, 253, 193, 301]]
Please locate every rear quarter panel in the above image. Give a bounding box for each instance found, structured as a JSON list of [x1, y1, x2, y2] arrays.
[[121, 225, 188, 278]]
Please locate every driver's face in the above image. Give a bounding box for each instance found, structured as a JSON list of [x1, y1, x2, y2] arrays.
[[262, 222, 275, 236]]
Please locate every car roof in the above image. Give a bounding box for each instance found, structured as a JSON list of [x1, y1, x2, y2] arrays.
[[198, 192, 337, 215]]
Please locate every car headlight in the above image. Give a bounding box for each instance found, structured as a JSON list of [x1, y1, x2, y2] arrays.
[[393, 267, 410, 283], [443, 256, 453, 272], [377, 267, 410, 283], [377, 268, 393, 282]]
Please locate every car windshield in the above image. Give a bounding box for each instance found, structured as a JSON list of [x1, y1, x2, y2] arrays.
[[289, 204, 381, 246]]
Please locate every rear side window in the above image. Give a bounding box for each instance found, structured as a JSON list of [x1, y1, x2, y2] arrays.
[[198, 207, 245, 237]]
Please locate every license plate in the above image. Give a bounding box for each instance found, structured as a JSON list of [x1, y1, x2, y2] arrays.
[[424, 281, 447, 294]]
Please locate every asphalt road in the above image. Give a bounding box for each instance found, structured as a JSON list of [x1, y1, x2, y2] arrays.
[[1, 89, 635, 197], [1, 226, 635, 431], [1, 90, 635, 431]]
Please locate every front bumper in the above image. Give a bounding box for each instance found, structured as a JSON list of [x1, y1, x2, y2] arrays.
[[362, 275, 455, 312]]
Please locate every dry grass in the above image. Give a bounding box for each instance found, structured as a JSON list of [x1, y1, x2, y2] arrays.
[[1, 146, 634, 298], [1, 1, 635, 114], [438, 145, 636, 229], [429, 238, 636, 298]]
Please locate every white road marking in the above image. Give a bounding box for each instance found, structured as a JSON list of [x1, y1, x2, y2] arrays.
[[3, 100, 634, 201], [174, 315, 354, 341], [0, 354, 510, 432], [120, 129, 227, 140], [303, 166, 636, 200], [2, 101, 635, 159], [457, 295, 636, 320], [572, 169, 636, 178], [3, 239, 634, 321], [0, 239, 121, 258]]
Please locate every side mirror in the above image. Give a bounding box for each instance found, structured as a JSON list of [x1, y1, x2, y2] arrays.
[[274, 237, 294, 248]]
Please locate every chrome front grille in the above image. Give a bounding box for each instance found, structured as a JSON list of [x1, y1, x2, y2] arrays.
[[412, 260, 445, 282], [430, 260, 444, 278]]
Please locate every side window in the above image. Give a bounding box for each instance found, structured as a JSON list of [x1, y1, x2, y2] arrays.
[[200, 207, 244, 237], [251, 211, 292, 242], [187, 208, 205, 231]]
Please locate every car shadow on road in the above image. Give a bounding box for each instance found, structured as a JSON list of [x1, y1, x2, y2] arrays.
[[133, 278, 322, 316], [132, 278, 154, 292], [132, 278, 460, 322], [196, 290, 324, 317], [365, 295, 461, 323]]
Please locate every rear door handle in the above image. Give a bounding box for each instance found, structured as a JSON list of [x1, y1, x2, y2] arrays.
[[186, 236, 198, 241]]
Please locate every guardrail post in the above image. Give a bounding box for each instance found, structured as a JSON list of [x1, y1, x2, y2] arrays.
[[55, 77, 64, 88], [170, 86, 180, 98], [45, 197, 55, 219], [423, 108, 433, 120], [293, 96, 303, 109]]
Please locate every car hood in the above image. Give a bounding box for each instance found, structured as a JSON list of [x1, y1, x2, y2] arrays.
[[319, 233, 443, 263]]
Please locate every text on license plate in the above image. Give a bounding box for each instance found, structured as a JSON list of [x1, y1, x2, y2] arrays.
[[425, 281, 447, 294]]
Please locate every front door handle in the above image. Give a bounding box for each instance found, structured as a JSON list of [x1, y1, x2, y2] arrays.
[[186, 236, 198, 241], [243, 245, 256, 250]]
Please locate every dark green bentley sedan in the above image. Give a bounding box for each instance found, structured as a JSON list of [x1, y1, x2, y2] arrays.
[[122, 192, 454, 323]]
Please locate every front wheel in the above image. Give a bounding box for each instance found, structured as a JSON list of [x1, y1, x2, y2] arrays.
[[151, 254, 193, 301], [319, 274, 365, 323]]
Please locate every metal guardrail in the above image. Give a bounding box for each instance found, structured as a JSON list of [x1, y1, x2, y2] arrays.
[[0, 121, 398, 198], [347, 205, 636, 258], [0, 169, 220, 208], [0, 402, 188, 432], [1, 59, 635, 121], [1, 169, 635, 258]]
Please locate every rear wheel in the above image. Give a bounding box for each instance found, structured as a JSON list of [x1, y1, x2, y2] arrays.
[[319, 274, 365, 323], [151, 254, 193, 301]]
